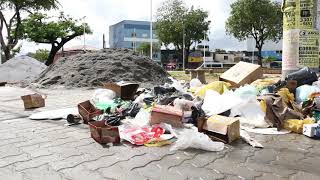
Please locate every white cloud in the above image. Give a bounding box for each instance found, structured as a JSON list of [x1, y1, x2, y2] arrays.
[[20, 0, 246, 54]]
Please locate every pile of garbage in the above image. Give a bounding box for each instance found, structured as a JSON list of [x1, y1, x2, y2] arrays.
[[0, 55, 46, 84], [26, 62, 320, 152], [35, 49, 169, 88]]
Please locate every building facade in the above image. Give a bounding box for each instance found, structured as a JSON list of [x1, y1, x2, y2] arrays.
[[109, 20, 161, 62]]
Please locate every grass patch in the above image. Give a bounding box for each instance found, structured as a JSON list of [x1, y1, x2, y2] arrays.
[[168, 71, 220, 83]]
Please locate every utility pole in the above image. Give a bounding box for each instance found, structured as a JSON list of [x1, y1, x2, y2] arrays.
[[183, 25, 185, 70], [103, 34, 106, 49], [203, 33, 206, 62], [150, 0, 153, 60]]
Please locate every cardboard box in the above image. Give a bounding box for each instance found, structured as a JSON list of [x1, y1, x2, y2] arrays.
[[202, 115, 240, 144], [303, 124, 318, 137], [103, 82, 139, 100], [219, 61, 263, 87], [21, 94, 45, 109], [150, 105, 183, 127]]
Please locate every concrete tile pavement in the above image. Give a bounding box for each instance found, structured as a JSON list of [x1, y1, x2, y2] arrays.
[[0, 86, 320, 180]]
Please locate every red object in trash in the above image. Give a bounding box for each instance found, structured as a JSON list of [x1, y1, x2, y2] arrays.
[[89, 120, 120, 144], [78, 100, 102, 124], [129, 125, 165, 145]]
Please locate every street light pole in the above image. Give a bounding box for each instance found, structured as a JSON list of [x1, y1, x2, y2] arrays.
[[203, 33, 206, 62], [183, 25, 185, 70], [150, 0, 153, 60]]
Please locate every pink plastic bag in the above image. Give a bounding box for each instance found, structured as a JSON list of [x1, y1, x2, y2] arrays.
[[119, 124, 165, 145]]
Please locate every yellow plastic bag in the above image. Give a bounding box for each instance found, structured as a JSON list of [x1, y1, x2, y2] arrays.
[[277, 88, 295, 105], [195, 81, 231, 97], [284, 119, 315, 134], [251, 78, 278, 91]]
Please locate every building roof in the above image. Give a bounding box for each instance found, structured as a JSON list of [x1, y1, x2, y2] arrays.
[[110, 20, 154, 27]]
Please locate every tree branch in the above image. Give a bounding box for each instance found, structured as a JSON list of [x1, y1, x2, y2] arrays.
[[0, 11, 9, 31]]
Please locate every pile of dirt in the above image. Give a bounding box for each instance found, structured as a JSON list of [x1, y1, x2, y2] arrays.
[[35, 49, 170, 88], [0, 55, 47, 83]]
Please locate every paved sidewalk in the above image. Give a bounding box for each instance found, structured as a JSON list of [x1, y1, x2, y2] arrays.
[[0, 86, 320, 180]]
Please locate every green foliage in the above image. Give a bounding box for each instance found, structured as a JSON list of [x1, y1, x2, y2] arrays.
[[22, 12, 92, 65], [27, 49, 49, 62], [23, 12, 92, 44], [0, 0, 59, 61], [155, 0, 210, 50], [225, 0, 282, 65], [137, 42, 161, 56], [263, 56, 277, 63]]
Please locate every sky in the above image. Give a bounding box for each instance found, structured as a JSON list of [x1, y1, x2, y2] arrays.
[[20, 0, 247, 54]]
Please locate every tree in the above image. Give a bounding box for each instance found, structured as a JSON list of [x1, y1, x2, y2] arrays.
[[27, 49, 49, 62], [155, 0, 211, 67], [0, 0, 58, 62], [23, 12, 92, 66], [137, 42, 161, 57], [225, 0, 282, 66]]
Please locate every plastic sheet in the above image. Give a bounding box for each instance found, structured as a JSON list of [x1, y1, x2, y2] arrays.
[[195, 81, 231, 97], [132, 108, 151, 127], [241, 127, 291, 135], [296, 85, 320, 103], [234, 85, 259, 97], [202, 90, 243, 116], [91, 89, 116, 105], [170, 128, 224, 152], [240, 130, 263, 148], [230, 96, 269, 128]]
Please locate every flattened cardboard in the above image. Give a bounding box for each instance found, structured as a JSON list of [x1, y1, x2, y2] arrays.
[[219, 61, 263, 87], [202, 115, 240, 144]]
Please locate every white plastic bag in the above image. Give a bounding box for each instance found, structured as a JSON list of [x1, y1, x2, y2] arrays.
[[170, 128, 224, 152], [133, 109, 151, 127], [168, 77, 186, 93], [190, 78, 203, 88], [91, 89, 116, 105], [202, 90, 243, 116], [296, 85, 320, 103], [173, 98, 195, 111], [230, 97, 269, 128], [234, 85, 259, 97]]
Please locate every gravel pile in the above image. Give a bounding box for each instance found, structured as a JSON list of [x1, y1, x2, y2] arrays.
[[35, 49, 169, 88], [0, 55, 46, 83]]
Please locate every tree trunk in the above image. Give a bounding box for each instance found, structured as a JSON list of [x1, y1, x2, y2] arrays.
[[3, 46, 11, 63], [257, 46, 263, 66], [185, 48, 190, 69], [46, 45, 60, 66]]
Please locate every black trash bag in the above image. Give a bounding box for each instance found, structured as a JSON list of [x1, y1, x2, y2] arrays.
[[154, 86, 177, 96], [190, 102, 206, 126], [143, 97, 155, 106], [103, 114, 124, 126], [158, 96, 178, 105], [286, 67, 318, 87], [181, 94, 194, 101], [122, 103, 141, 117], [266, 80, 286, 93]]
